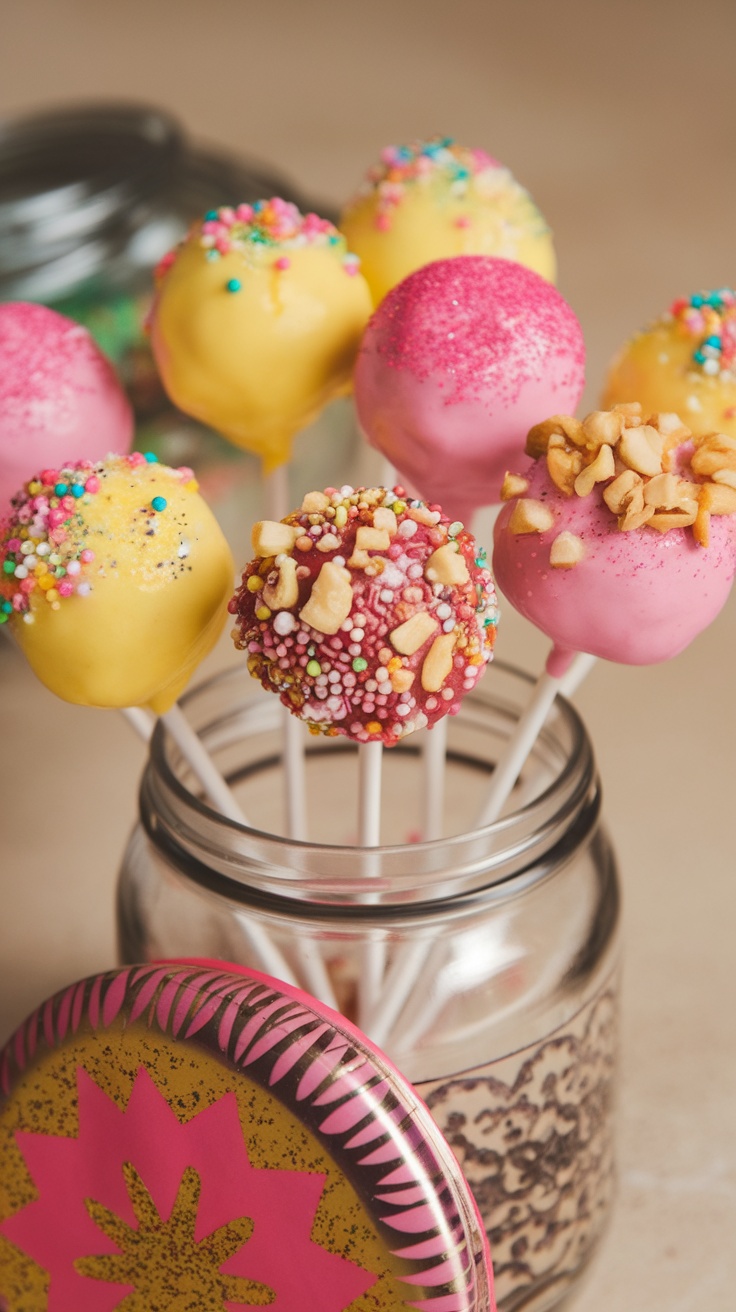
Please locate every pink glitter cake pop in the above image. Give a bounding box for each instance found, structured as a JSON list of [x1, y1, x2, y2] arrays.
[[353, 255, 585, 521], [493, 403, 736, 675], [0, 303, 134, 512], [229, 484, 498, 745]]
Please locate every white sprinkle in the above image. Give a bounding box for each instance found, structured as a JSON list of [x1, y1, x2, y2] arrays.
[[398, 519, 417, 538], [436, 603, 452, 620], [273, 611, 297, 635], [351, 627, 365, 642], [442, 618, 456, 632]]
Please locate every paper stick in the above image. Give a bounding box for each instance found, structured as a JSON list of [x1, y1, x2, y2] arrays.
[[121, 706, 154, 742], [357, 740, 385, 1029], [421, 717, 447, 841]]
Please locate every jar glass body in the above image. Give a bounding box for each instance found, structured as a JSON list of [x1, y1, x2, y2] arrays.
[[117, 663, 621, 1312]]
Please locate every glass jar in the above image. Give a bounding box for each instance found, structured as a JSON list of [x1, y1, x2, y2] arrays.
[[117, 662, 620, 1312]]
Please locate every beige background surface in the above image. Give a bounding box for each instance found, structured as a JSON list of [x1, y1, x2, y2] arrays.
[[2, 1, 736, 1308]]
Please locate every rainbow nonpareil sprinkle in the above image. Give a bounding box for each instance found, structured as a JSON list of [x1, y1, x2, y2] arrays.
[[669, 289, 736, 378], [344, 137, 508, 232], [154, 198, 361, 283], [0, 453, 197, 617]]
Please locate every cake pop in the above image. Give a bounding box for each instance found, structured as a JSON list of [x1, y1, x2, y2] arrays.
[[0, 453, 234, 712], [493, 403, 736, 675], [229, 485, 498, 746], [340, 136, 556, 306], [0, 302, 134, 512], [602, 289, 736, 438], [148, 199, 373, 473], [354, 256, 586, 520]]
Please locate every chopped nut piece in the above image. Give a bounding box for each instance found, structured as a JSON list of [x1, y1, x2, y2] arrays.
[[373, 507, 398, 535], [421, 632, 456, 691], [347, 548, 370, 570], [603, 469, 643, 515], [691, 433, 736, 476], [550, 531, 586, 567], [706, 483, 736, 515], [650, 412, 691, 440], [300, 491, 330, 514], [693, 486, 713, 548], [390, 611, 439, 655], [298, 562, 353, 634], [617, 425, 664, 477], [574, 444, 615, 496], [547, 444, 583, 495], [643, 472, 690, 508], [251, 520, 302, 557], [712, 468, 736, 489], [508, 498, 555, 534], [262, 555, 299, 610], [526, 416, 568, 457], [406, 503, 441, 526], [619, 503, 655, 531], [390, 667, 415, 693], [648, 509, 698, 532], [500, 471, 530, 500], [355, 526, 390, 553], [611, 401, 643, 419], [424, 543, 470, 586], [316, 532, 341, 553], [582, 409, 624, 448]]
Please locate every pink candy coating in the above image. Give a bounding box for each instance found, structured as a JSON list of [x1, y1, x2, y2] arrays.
[[0, 303, 134, 511], [353, 256, 585, 521], [493, 450, 736, 673]]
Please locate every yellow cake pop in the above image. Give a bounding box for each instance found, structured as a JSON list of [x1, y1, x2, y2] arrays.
[[149, 199, 373, 474], [602, 289, 736, 437], [340, 136, 556, 306], [0, 454, 234, 713]]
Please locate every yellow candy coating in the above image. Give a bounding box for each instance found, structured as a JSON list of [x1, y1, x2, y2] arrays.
[[340, 138, 556, 306], [1, 457, 234, 713], [149, 201, 373, 473], [602, 290, 736, 437]]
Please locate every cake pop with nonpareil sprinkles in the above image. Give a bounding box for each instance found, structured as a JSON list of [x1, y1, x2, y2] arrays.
[[493, 403, 736, 676], [602, 289, 736, 438], [340, 136, 556, 306], [229, 485, 498, 746], [149, 199, 372, 472], [0, 453, 234, 712], [0, 302, 133, 512], [354, 256, 586, 520]]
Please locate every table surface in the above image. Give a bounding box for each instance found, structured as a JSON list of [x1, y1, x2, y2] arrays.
[[2, 2, 736, 1308]]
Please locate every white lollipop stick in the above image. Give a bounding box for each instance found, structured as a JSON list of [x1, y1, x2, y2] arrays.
[[123, 705, 247, 824], [421, 718, 447, 841], [474, 649, 593, 828], [121, 706, 154, 742], [265, 461, 308, 842], [357, 740, 385, 1029], [370, 649, 596, 1046]]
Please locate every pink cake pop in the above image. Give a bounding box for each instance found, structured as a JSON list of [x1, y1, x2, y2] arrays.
[[0, 303, 134, 512], [493, 403, 736, 676], [353, 255, 585, 522], [229, 484, 498, 746]]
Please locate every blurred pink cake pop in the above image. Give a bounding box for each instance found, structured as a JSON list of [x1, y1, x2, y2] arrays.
[[229, 484, 498, 746], [353, 255, 585, 522], [0, 303, 134, 512], [493, 403, 736, 675]]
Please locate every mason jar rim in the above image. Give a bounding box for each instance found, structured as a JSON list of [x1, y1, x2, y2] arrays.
[[137, 662, 600, 915]]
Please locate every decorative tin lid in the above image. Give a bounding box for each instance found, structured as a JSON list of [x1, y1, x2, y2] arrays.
[[0, 961, 494, 1311]]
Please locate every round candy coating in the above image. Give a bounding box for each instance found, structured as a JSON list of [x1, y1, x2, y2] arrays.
[[0, 302, 133, 511], [340, 137, 556, 306], [354, 256, 586, 521], [149, 199, 372, 473], [602, 288, 736, 438], [229, 485, 498, 745], [0, 454, 234, 712], [493, 406, 736, 673]]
